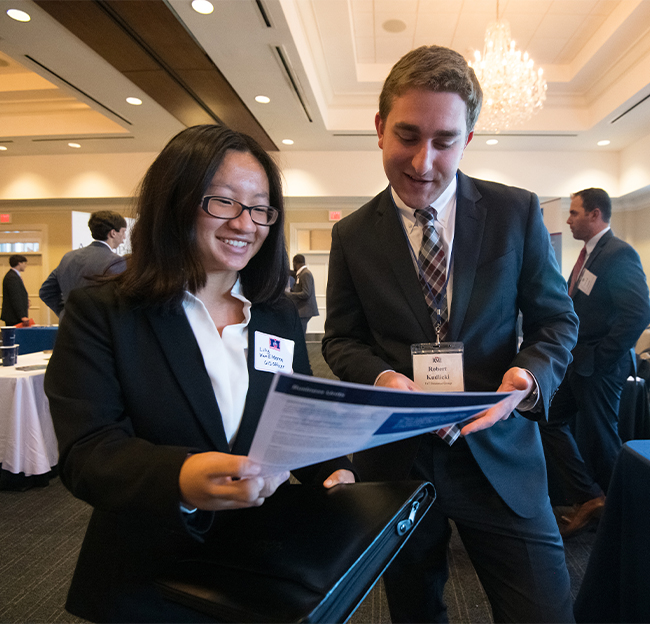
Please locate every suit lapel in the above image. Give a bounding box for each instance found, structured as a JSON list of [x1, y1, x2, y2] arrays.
[[375, 188, 437, 341], [145, 307, 230, 451], [448, 172, 485, 341], [583, 229, 612, 272], [231, 307, 278, 455]]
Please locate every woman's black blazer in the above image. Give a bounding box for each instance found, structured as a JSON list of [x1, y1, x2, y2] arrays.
[[45, 281, 350, 622]]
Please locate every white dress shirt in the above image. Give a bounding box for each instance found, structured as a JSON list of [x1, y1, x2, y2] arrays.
[[585, 226, 610, 257], [182, 278, 251, 447]]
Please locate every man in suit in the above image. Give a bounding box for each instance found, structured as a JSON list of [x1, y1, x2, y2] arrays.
[[39, 210, 127, 317], [1, 254, 29, 326], [322, 45, 579, 622], [287, 254, 319, 335], [539, 188, 650, 537]]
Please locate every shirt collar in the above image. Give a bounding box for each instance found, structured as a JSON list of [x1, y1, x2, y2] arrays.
[[183, 276, 252, 325], [585, 226, 610, 254], [391, 176, 457, 230]]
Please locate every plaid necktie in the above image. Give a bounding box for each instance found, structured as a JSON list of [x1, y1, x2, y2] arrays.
[[414, 208, 460, 445], [414, 208, 449, 339]]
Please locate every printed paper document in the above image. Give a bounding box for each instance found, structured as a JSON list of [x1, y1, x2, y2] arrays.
[[248, 373, 513, 474]]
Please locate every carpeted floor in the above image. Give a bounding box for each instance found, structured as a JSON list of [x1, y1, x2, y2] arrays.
[[0, 479, 91, 623], [0, 342, 596, 624]]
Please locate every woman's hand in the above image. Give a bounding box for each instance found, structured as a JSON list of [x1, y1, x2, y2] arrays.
[[322, 469, 356, 488], [179, 452, 289, 511]]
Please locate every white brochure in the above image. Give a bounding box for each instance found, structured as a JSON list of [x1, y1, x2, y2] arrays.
[[248, 372, 513, 474]]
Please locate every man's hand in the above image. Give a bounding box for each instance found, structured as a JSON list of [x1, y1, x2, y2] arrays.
[[460, 367, 534, 436], [323, 469, 356, 488], [375, 370, 422, 391], [179, 452, 289, 511]]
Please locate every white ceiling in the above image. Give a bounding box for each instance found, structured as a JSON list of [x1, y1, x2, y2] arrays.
[[1, 0, 650, 157]]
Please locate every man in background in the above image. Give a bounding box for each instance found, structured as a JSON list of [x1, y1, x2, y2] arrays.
[[40, 211, 127, 318], [1, 254, 29, 326], [287, 254, 318, 335], [322, 45, 578, 622], [540, 188, 650, 537]]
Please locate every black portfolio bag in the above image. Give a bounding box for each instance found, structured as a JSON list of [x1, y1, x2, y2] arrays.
[[157, 480, 435, 623]]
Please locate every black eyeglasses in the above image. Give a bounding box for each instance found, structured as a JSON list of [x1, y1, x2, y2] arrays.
[[201, 196, 279, 226]]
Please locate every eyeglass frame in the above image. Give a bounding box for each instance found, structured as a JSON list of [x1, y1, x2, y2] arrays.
[[200, 195, 279, 226]]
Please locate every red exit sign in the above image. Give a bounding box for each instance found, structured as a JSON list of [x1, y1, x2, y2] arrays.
[[0, 214, 11, 224], [329, 211, 342, 222]]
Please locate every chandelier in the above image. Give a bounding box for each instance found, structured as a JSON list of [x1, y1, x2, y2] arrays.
[[469, 3, 547, 133]]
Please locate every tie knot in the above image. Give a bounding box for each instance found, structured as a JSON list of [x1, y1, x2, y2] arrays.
[[415, 207, 437, 228]]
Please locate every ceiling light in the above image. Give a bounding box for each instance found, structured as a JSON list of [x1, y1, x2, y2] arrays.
[[6, 8, 31, 22], [0, 146, 7, 151], [382, 19, 406, 33], [68, 143, 81, 149], [255, 95, 271, 104], [282, 139, 294, 145], [597, 140, 611, 146], [126, 97, 142, 106], [469, 0, 546, 133], [486, 139, 499, 145], [191, 0, 214, 15]]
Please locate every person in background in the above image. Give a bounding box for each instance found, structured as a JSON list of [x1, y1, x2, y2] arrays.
[[44, 125, 354, 623], [39, 210, 127, 318], [539, 188, 650, 538], [322, 45, 579, 623], [1, 254, 29, 326], [287, 254, 319, 335]]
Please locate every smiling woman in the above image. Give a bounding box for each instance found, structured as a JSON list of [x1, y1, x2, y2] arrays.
[[42, 124, 355, 622]]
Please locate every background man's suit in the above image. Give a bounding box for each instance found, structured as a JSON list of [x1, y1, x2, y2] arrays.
[[39, 241, 126, 317], [1, 268, 28, 326], [323, 172, 578, 621], [45, 282, 351, 622], [541, 229, 650, 499], [287, 266, 319, 332]]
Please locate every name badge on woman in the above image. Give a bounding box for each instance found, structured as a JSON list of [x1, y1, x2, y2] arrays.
[[411, 342, 464, 392], [254, 331, 294, 373]]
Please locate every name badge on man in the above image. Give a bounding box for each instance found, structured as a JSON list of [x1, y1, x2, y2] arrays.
[[411, 342, 464, 392], [577, 269, 597, 296], [254, 331, 294, 373]]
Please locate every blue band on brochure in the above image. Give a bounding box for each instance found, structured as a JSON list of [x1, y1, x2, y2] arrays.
[[273, 373, 502, 409], [374, 408, 481, 435]]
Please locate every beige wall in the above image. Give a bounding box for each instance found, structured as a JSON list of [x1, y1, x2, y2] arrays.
[[611, 203, 650, 279]]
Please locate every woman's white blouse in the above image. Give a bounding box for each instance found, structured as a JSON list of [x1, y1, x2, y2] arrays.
[[182, 279, 251, 447]]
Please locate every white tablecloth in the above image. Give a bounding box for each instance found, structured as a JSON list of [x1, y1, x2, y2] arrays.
[[0, 352, 58, 476]]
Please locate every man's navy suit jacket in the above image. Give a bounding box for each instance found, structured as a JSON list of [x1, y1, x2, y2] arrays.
[[323, 171, 579, 518], [569, 229, 650, 376]]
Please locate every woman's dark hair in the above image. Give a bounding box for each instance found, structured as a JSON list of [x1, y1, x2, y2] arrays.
[[117, 124, 289, 309]]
